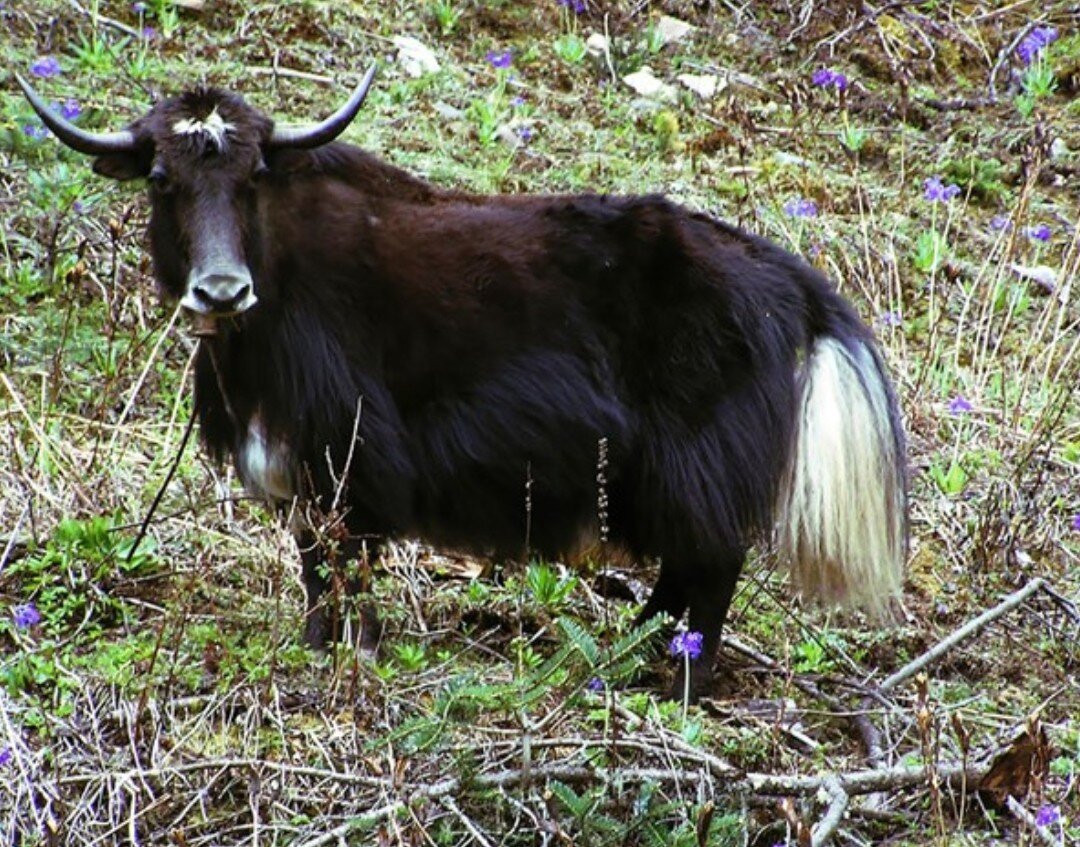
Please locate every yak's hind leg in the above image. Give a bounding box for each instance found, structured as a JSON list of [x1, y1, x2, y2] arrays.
[[298, 529, 383, 655], [632, 560, 688, 626], [679, 548, 745, 699], [633, 549, 745, 701]]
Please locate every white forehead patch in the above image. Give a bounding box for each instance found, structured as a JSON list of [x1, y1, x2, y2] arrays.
[[172, 107, 234, 149]]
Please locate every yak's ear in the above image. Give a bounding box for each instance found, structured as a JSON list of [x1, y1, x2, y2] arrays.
[[93, 151, 151, 181]]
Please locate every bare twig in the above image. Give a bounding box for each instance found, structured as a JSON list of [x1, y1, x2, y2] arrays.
[[879, 578, 1047, 692], [248, 67, 336, 85], [441, 796, 496, 847], [67, 0, 141, 38], [811, 776, 849, 847]]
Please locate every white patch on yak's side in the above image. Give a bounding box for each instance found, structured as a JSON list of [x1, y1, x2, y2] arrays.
[[238, 415, 293, 502], [173, 107, 234, 149]]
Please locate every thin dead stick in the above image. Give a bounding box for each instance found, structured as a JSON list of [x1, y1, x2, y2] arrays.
[[126, 406, 198, 564], [440, 796, 497, 847], [0, 504, 30, 573], [879, 578, 1046, 692], [67, 0, 141, 37], [248, 67, 336, 84], [812, 776, 849, 847]]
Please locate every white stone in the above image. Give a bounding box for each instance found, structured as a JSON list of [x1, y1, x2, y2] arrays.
[[677, 73, 722, 99], [586, 33, 610, 59], [623, 67, 677, 102], [393, 35, 440, 78], [655, 15, 694, 46], [1010, 263, 1058, 293]]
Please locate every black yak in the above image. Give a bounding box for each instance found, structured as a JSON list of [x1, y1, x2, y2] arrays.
[[18, 69, 906, 697]]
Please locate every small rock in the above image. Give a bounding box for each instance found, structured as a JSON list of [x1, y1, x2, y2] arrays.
[[677, 73, 722, 99], [1011, 263, 1057, 295], [393, 35, 440, 78], [623, 67, 677, 102], [586, 33, 610, 60], [1049, 137, 1070, 159], [432, 101, 464, 120], [656, 15, 694, 47]]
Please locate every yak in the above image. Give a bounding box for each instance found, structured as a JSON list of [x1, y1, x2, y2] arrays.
[[18, 69, 907, 697]]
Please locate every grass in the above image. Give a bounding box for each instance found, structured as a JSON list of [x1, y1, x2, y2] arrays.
[[1, 1, 1079, 844]]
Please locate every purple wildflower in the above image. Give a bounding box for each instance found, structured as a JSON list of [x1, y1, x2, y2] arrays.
[[56, 99, 81, 121], [12, 603, 41, 629], [586, 677, 605, 692], [1071, 514, 1080, 532], [132, 1, 148, 12], [0, 748, 10, 767], [515, 125, 533, 142], [23, 124, 49, 140], [878, 311, 902, 328], [558, 0, 588, 12], [783, 197, 818, 219], [486, 49, 513, 70], [989, 215, 1012, 232], [30, 56, 62, 78], [1034, 805, 1060, 827], [142, 26, 157, 40], [1025, 224, 1051, 243], [669, 630, 704, 660], [924, 176, 961, 202], [1017, 26, 1058, 65], [948, 395, 973, 414], [509, 95, 526, 108], [812, 68, 849, 91]]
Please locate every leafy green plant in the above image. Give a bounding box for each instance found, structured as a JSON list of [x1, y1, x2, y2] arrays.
[[943, 157, 1007, 201], [525, 562, 578, 611], [553, 32, 588, 65], [912, 229, 948, 273], [929, 457, 969, 496], [3, 515, 161, 636], [428, 0, 462, 36], [71, 33, 127, 73], [839, 121, 869, 154], [393, 642, 428, 672]]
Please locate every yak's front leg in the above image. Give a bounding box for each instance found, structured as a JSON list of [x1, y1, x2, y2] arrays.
[[297, 529, 383, 656]]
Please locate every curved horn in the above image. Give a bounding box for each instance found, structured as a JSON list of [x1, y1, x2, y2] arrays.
[[16, 74, 137, 156], [268, 66, 377, 150]]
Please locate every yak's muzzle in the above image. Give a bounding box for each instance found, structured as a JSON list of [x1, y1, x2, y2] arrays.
[[181, 269, 257, 316]]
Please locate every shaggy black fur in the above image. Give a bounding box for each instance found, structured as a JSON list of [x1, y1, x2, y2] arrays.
[[62, 86, 904, 697]]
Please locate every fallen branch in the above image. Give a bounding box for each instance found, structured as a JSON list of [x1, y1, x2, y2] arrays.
[[67, 0, 141, 37], [812, 776, 848, 847], [292, 758, 988, 846], [248, 67, 336, 85], [880, 579, 1046, 692]]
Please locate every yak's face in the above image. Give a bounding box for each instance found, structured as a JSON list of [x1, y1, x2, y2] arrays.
[[131, 92, 269, 317], [17, 70, 376, 327], [92, 90, 273, 318]]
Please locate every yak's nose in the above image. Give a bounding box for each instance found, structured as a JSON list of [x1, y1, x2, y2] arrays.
[[182, 272, 257, 315]]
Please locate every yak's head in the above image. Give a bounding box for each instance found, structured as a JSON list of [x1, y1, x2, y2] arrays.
[[18, 69, 375, 327]]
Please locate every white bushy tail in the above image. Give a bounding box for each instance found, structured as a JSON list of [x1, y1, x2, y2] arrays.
[[777, 337, 906, 615]]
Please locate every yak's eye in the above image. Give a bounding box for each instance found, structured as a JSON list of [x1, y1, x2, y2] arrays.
[[147, 163, 171, 191]]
